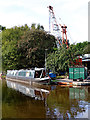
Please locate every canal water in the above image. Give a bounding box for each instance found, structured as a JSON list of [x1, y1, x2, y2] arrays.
[[1, 79, 90, 119]]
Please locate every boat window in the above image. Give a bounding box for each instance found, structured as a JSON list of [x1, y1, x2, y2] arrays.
[[26, 72, 29, 77], [42, 70, 45, 77], [18, 71, 26, 76], [29, 72, 31, 76], [15, 72, 18, 76], [29, 72, 34, 77], [23, 72, 26, 76], [12, 72, 14, 75], [18, 72, 21, 76], [35, 70, 42, 78]]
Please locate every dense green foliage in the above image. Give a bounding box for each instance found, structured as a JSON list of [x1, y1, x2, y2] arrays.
[[0, 25, 6, 31], [2, 25, 29, 71], [83, 42, 90, 54], [18, 29, 56, 68], [0, 30, 2, 72], [2, 24, 56, 71], [2, 23, 89, 73], [46, 41, 89, 74]]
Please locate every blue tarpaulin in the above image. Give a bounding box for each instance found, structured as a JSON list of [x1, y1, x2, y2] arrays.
[[49, 72, 56, 78]]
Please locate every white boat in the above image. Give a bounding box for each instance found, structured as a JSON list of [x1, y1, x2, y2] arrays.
[[6, 68, 50, 84]]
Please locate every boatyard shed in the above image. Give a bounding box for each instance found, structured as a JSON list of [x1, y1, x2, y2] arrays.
[[82, 54, 90, 70]]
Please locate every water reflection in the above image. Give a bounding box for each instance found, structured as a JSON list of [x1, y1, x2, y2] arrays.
[[46, 86, 89, 119], [2, 81, 47, 118], [2, 80, 90, 119], [6, 80, 50, 100]]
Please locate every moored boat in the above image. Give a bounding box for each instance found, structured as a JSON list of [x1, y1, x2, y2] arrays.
[[6, 68, 50, 84]]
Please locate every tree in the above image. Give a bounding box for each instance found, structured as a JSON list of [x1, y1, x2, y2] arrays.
[[0, 25, 6, 31], [18, 29, 56, 68], [31, 23, 44, 30], [2, 25, 30, 71], [2, 25, 56, 71], [46, 42, 88, 74], [31, 23, 36, 29], [37, 24, 44, 30], [83, 42, 90, 54]]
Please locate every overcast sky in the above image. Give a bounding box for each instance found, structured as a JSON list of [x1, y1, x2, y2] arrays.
[[0, 0, 89, 44]]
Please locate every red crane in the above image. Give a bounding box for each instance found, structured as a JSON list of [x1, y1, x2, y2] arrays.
[[60, 24, 69, 48], [48, 5, 69, 48]]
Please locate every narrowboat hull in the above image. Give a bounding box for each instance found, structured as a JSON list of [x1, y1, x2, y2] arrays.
[[6, 76, 50, 85]]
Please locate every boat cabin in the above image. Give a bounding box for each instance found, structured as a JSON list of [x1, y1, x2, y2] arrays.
[[7, 68, 46, 79]]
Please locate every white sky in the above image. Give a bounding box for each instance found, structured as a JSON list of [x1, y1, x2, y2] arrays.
[[0, 0, 89, 44]]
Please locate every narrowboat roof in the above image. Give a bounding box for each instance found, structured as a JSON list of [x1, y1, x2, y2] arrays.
[[34, 68, 45, 71], [7, 68, 45, 72]]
